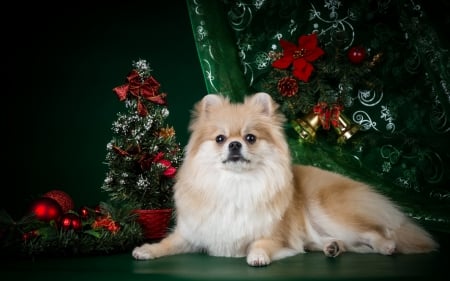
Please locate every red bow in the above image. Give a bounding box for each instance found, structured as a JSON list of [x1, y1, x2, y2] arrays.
[[113, 70, 167, 116], [313, 102, 343, 130]]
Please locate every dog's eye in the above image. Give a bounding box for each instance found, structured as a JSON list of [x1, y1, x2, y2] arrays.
[[216, 135, 226, 143], [245, 134, 256, 144]]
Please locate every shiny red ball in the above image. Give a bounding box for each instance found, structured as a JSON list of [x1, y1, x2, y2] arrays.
[[347, 46, 366, 64], [60, 213, 82, 231], [79, 206, 90, 219], [30, 197, 63, 222]]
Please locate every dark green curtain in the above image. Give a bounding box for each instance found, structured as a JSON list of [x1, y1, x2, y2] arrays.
[[186, 0, 450, 233]]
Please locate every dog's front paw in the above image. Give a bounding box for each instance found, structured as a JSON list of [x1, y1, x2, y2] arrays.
[[247, 248, 271, 267], [132, 244, 156, 260], [379, 240, 396, 255]]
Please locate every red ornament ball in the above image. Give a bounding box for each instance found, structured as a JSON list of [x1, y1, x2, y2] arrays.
[[79, 206, 90, 219], [60, 213, 82, 231], [347, 46, 366, 64], [30, 197, 63, 222], [43, 189, 74, 213], [22, 230, 40, 241]]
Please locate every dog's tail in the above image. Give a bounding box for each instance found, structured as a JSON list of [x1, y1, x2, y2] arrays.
[[393, 219, 439, 253]]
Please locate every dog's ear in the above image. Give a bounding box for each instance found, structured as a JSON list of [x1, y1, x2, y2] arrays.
[[245, 92, 275, 116], [193, 94, 228, 118], [201, 94, 225, 112]]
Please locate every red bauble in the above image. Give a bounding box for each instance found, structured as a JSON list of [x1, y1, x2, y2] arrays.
[[60, 213, 82, 231], [79, 206, 90, 219], [22, 230, 40, 241], [30, 197, 63, 222], [347, 46, 366, 64], [43, 189, 75, 213]]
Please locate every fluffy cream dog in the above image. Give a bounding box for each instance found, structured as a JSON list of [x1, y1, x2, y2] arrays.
[[132, 92, 438, 266]]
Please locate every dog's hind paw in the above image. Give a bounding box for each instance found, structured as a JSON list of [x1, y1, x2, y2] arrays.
[[247, 249, 271, 267], [323, 240, 344, 258]]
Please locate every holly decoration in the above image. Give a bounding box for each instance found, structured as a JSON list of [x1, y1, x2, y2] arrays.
[[347, 46, 366, 64], [1, 200, 144, 257], [43, 189, 75, 213], [30, 197, 63, 222]]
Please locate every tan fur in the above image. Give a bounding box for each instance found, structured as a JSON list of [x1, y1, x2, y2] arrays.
[[132, 93, 439, 266]]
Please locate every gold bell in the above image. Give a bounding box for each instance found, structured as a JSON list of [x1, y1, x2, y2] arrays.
[[292, 111, 321, 143], [333, 113, 360, 144]]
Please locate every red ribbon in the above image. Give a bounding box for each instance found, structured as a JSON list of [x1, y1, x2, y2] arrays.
[[313, 102, 343, 130], [112, 70, 167, 116], [151, 152, 177, 178]]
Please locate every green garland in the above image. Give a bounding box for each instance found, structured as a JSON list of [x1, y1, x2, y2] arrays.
[[0, 201, 144, 258]]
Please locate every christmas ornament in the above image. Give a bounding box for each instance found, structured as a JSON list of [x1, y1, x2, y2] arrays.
[[272, 33, 325, 82], [347, 46, 366, 64], [92, 215, 121, 233], [22, 230, 39, 241], [277, 76, 299, 97], [43, 189, 74, 213], [79, 206, 90, 219], [158, 127, 175, 139], [369, 52, 383, 67], [333, 113, 360, 144], [292, 111, 322, 142], [60, 213, 82, 231], [30, 197, 63, 222]]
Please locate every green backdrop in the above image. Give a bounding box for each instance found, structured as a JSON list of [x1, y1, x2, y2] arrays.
[[186, 0, 450, 232], [1, 1, 206, 219]]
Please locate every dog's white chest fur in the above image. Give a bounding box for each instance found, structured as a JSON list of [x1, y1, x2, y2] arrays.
[[175, 170, 285, 257]]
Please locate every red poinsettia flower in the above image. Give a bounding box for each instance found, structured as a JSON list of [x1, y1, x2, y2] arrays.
[[272, 33, 324, 82]]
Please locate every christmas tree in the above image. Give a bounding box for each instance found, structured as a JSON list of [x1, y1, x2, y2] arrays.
[[0, 59, 184, 257], [101, 59, 183, 210]]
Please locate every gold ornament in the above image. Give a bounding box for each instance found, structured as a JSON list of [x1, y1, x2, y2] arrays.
[[158, 127, 175, 139], [370, 52, 383, 67], [333, 113, 360, 144], [292, 111, 321, 143]]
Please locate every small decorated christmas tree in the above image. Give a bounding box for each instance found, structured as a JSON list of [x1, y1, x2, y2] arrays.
[[101, 59, 183, 210]]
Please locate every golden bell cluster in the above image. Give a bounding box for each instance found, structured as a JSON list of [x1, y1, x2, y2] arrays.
[[292, 111, 360, 144]]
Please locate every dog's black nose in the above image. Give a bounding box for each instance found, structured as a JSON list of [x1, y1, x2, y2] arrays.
[[228, 141, 242, 151]]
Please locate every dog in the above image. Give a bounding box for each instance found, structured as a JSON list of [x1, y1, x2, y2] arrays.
[[132, 92, 438, 266]]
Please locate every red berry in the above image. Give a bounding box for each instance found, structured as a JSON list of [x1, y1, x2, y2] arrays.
[[348, 46, 366, 64]]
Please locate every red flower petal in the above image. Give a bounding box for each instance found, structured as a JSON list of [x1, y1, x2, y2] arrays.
[[272, 56, 293, 69], [279, 39, 297, 55], [304, 47, 325, 62], [299, 34, 317, 50], [293, 59, 314, 82]]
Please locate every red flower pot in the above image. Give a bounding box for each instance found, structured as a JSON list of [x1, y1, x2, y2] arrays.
[[134, 209, 173, 240]]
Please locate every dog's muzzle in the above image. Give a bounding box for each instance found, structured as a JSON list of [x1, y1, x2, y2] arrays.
[[225, 141, 248, 163]]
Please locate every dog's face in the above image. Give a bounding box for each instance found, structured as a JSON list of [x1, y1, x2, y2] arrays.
[[185, 92, 289, 172]]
